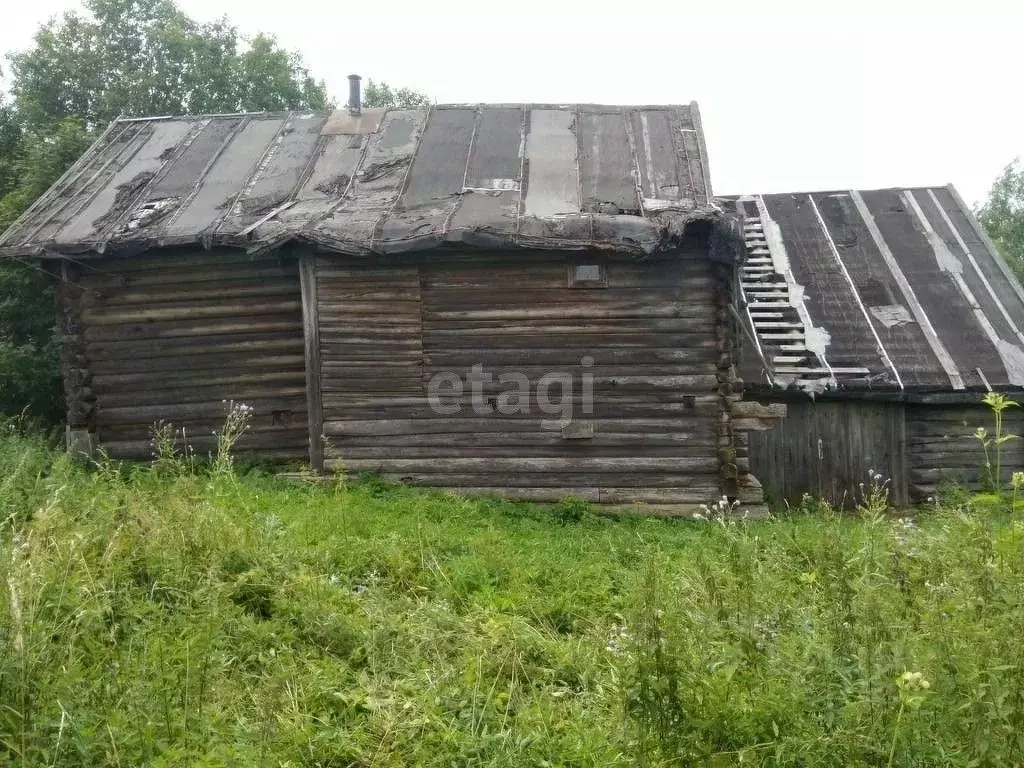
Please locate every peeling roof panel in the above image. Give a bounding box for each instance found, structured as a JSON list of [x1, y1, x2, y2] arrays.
[[0, 102, 718, 259], [217, 114, 327, 236], [725, 186, 1024, 395], [578, 110, 640, 215]]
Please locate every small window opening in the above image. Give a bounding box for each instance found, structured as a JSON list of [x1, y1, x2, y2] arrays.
[[569, 263, 607, 288]]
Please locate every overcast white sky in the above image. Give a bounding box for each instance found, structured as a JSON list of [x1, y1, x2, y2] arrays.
[[2, 0, 1021, 206]]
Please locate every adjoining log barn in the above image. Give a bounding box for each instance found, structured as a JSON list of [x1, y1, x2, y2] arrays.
[[0, 92, 775, 513], [727, 188, 1024, 506]]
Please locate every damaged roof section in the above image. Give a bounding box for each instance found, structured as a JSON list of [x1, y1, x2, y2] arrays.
[[0, 103, 720, 259], [725, 187, 1024, 395]]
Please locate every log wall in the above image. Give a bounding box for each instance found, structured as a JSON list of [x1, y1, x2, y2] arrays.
[[748, 397, 1024, 508], [314, 250, 748, 510], [66, 249, 308, 461], [907, 404, 1024, 499]]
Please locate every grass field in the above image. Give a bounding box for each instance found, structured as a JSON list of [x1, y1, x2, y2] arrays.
[[2, 421, 1024, 766]]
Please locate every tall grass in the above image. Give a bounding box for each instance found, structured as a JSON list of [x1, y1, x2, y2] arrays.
[[1, 420, 1024, 765]]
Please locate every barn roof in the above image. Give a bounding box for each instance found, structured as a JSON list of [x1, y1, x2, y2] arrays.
[[726, 187, 1024, 396], [0, 104, 719, 259]]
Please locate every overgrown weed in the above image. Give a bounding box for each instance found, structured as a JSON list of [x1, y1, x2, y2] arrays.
[[1, 414, 1024, 764]]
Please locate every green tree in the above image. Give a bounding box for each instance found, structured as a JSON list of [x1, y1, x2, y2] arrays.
[[362, 79, 432, 109], [978, 159, 1024, 280], [0, 101, 22, 200], [8, 0, 327, 129], [0, 118, 95, 423], [0, 0, 329, 421]]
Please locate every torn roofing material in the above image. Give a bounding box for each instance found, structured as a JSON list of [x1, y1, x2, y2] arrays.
[[0, 103, 720, 259], [724, 187, 1024, 395]]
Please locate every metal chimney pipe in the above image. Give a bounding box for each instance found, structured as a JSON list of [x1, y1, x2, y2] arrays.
[[348, 74, 362, 116]]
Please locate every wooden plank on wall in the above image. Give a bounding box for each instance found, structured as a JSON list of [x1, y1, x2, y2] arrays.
[[300, 255, 324, 470]]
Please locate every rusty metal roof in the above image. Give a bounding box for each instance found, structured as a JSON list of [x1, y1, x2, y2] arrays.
[[725, 187, 1024, 396], [0, 104, 718, 259]]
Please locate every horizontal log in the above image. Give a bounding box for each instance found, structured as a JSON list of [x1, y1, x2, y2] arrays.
[[907, 460, 997, 472], [414, 365, 715, 379], [908, 435, 1003, 447], [908, 420, 990, 429], [320, 393, 721, 408], [320, 388, 718, 405], [320, 381, 424, 394], [909, 468, 980, 482], [327, 468, 720, 488], [93, 369, 305, 391], [323, 417, 718, 437], [315, 287, 423, 302], [422, 333, 719, 350], [95, 397, 307, 425], [101, 431, 310, 458], [315, 266, 420, 281], [319, 339, 424, 352], [105, 445, 307, 462], [84, 279, 299, 306], [423, 347, 719, 367], [907, 410, 1004, 423], [86, 333, 304, 360], [302, 377, 721, 396], [321, 399, 715, 419], [317, 325, 417, 342], [425, 271, 715, 291], [321, 404, 715, 424], [82, 265, 297, 288], [318, 310, 423, 324], [324, 444, 719, 459], [319, 327, 423, 340], [330, 431, 716, 447], [320, 361, 424, 372], [419, 374, 720, 391], [333, 456, 719, 473], [83, 315, 301, 342], [423, 319, 716, 336], [419, 261, 710, 285], [319, 343, 423, 359], [97, 385, 308, 409], [422, 289, 712, 309], [91, 352, 307, 375], [82, 299, 302, 325], [907, 432, 988, 443], [316, 249, 710, 269], [909, 443, 1011, 455], [441, 378, 719, 396], [424, 304, 713, 321], [99, 416, 309, 441]]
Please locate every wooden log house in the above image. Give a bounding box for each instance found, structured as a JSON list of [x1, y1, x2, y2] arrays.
[[0, 98, 773, 513], [727, 189, 1024, 506], [5, 89, 1021, 511]]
